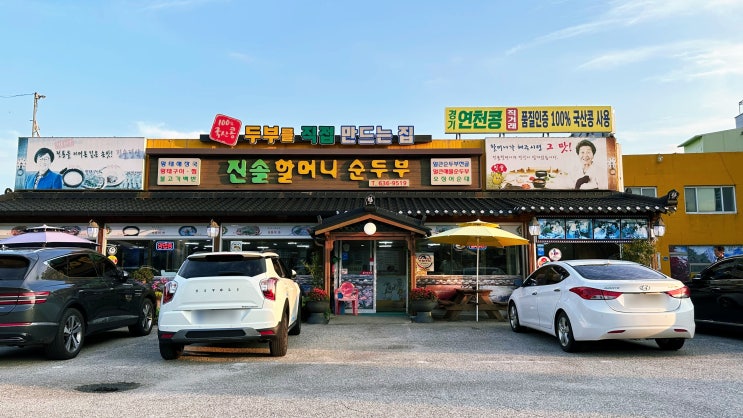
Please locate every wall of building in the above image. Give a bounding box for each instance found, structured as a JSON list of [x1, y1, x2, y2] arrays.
[[679, 128, 743, 153], [623, 152, 743, 278]]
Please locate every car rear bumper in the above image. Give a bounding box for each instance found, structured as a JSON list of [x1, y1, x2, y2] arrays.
[[0, 322, 58, 346], [567, 306, 696, 341], [158, 323, 280, 345]]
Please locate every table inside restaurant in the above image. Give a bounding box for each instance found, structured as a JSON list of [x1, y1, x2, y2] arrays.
[[443, 288, 506, 321]]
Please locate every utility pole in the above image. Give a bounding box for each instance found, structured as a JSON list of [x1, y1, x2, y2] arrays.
[[32, 92, 45, 137]]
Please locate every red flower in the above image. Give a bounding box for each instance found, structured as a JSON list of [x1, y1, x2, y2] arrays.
[[410, 287, 438, 301], [306, 287, 330, 301]]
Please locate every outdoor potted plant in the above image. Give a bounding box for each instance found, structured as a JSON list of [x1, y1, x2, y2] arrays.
[[409, 287, 439, 323], [305, 287, 330, 324], [131, 266, 155, 285]]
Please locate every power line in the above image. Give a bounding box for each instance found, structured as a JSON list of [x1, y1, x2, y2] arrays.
[[0, 93, 36, 98], [1, 92, 46, 137]]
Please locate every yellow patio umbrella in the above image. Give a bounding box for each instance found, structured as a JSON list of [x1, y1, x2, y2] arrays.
[[428, 219, 529, 321]]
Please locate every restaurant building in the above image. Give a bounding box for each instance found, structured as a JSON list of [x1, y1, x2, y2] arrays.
[[0, 106, 676, 314], [624, 125, 743, 280]]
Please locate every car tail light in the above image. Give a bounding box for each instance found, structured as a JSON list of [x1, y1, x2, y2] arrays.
[[0, 291, 50, 305], [162, 281, 178, 304], [570, 287, 621, 300], [666, 286, 691, 299], [260, 278, 278, 301]]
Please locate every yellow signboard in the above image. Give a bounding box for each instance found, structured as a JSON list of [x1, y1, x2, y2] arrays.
[[445, 106, 613, 134]]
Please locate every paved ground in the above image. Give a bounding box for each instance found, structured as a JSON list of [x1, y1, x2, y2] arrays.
[[2, 313, 742, 417]]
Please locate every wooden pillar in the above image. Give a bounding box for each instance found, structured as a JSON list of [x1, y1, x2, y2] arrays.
[[407, 233, 417, 291], [323, 233, 333, 293]]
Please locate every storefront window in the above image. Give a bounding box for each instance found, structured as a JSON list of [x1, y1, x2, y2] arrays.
[[108, 238, 212, 275], [416, 239, 522, 276], [222, 238, 316, 277]]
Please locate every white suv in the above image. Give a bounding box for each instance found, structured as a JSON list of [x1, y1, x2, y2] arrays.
[[157, 251, 301, 360]]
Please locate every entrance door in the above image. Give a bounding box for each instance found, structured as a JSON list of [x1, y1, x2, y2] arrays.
[[334, 239, 409, 313], [375, 240, 408, 312]]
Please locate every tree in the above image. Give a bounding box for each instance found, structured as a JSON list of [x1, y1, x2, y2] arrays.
[[620, 240, 656, 267], [304, 252, 324, 288]]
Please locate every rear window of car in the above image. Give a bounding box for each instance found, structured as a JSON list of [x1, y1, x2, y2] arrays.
[[0, 256, 31, 280], [572, 263, 668, 281], [178, 255, 266, 279]]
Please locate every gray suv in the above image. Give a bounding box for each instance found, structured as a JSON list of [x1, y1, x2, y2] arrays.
[[0, 247, 157, 359]]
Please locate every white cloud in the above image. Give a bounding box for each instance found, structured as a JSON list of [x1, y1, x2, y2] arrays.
[[658, 43, 743, 82], [620, 113, 735, 152], [576, 40, 743, 83], [507, 0, 741, 55], [140, 0, 226, 12], [135, 122, 201, 138], [228, 52, 257, 64]]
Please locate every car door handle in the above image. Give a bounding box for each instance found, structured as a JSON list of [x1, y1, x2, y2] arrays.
[[553, 289, 561, 292]]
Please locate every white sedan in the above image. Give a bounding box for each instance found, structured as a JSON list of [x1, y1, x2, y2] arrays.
[[507, 260, 695, 352], [157, 251, 302, 360]]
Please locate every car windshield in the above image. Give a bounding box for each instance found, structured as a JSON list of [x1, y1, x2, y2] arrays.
[[178, 255, 266, 279], [0, 256, 31, 280], [572, 263, 667, 281]]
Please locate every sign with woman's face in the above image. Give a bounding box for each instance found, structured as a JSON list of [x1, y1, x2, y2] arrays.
[[484, 137, 616, 191], [16, 137, 146, 191]]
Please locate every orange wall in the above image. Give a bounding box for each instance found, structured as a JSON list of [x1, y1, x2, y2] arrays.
[[623, 152, 743, 275]]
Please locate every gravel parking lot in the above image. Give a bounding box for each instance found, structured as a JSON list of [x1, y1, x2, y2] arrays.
[[2, 315, 742, 417]]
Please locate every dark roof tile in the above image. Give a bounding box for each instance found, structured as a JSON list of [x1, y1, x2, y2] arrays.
[[0, 189, 673, 221]]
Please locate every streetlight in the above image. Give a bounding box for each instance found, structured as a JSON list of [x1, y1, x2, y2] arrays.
[[652, 217, 666, 238], [363, 221, 376, 236], [207, 220, 220, 252], [87, 220, 100, 244], [528, 217, 541, 271]]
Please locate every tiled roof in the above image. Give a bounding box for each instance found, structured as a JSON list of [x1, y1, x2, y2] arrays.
[[0, 189, 673, 220], [312, 204, 431, 236]]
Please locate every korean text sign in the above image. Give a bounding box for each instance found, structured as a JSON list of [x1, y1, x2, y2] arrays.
[[445, 106, 613, 134]]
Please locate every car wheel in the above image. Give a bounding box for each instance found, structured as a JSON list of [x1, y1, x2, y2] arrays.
[[508, 302, 524, 333], [129, 298, 154, 336], [159, 342, 185, 360], [289, 306, 302, 336], [45, 308, 85, 360], [656, 338, 685, 351], [269, 312, 289, 357], [556, 312, 579, 353]]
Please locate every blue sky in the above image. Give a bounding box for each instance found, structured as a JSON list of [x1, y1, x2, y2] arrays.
[[1, 0, 741, 193]]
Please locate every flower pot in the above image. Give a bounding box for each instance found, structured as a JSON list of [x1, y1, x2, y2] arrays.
[[410, 299, 438, 323], [305, 300, 329, 324]]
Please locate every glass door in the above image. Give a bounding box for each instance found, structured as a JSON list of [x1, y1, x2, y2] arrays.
[[336, 240, 375, 312], [375, 240, 408, 312], [334, 239, 409, 313]]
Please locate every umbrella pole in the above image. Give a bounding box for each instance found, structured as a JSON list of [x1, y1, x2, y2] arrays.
[[476, 238, 480, 322]]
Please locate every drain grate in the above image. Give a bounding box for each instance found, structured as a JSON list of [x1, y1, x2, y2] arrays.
[[75, 382, 141, 393]]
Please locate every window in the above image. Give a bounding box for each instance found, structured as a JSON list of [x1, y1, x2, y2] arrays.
[[572, 263, 667, 280], [91, 252, 120, 280], [625, 187, 657, 197], [178, 255, 266, 278], [0, 256, 31, 280], [65, 254, 99, 278], [685, 186, 736, 213]]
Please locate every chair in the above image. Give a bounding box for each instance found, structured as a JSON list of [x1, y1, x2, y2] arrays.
[[334, 281, 359, 315]]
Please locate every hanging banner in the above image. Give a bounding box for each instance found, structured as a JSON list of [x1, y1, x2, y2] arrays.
[[16, 137, 146, 190]]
